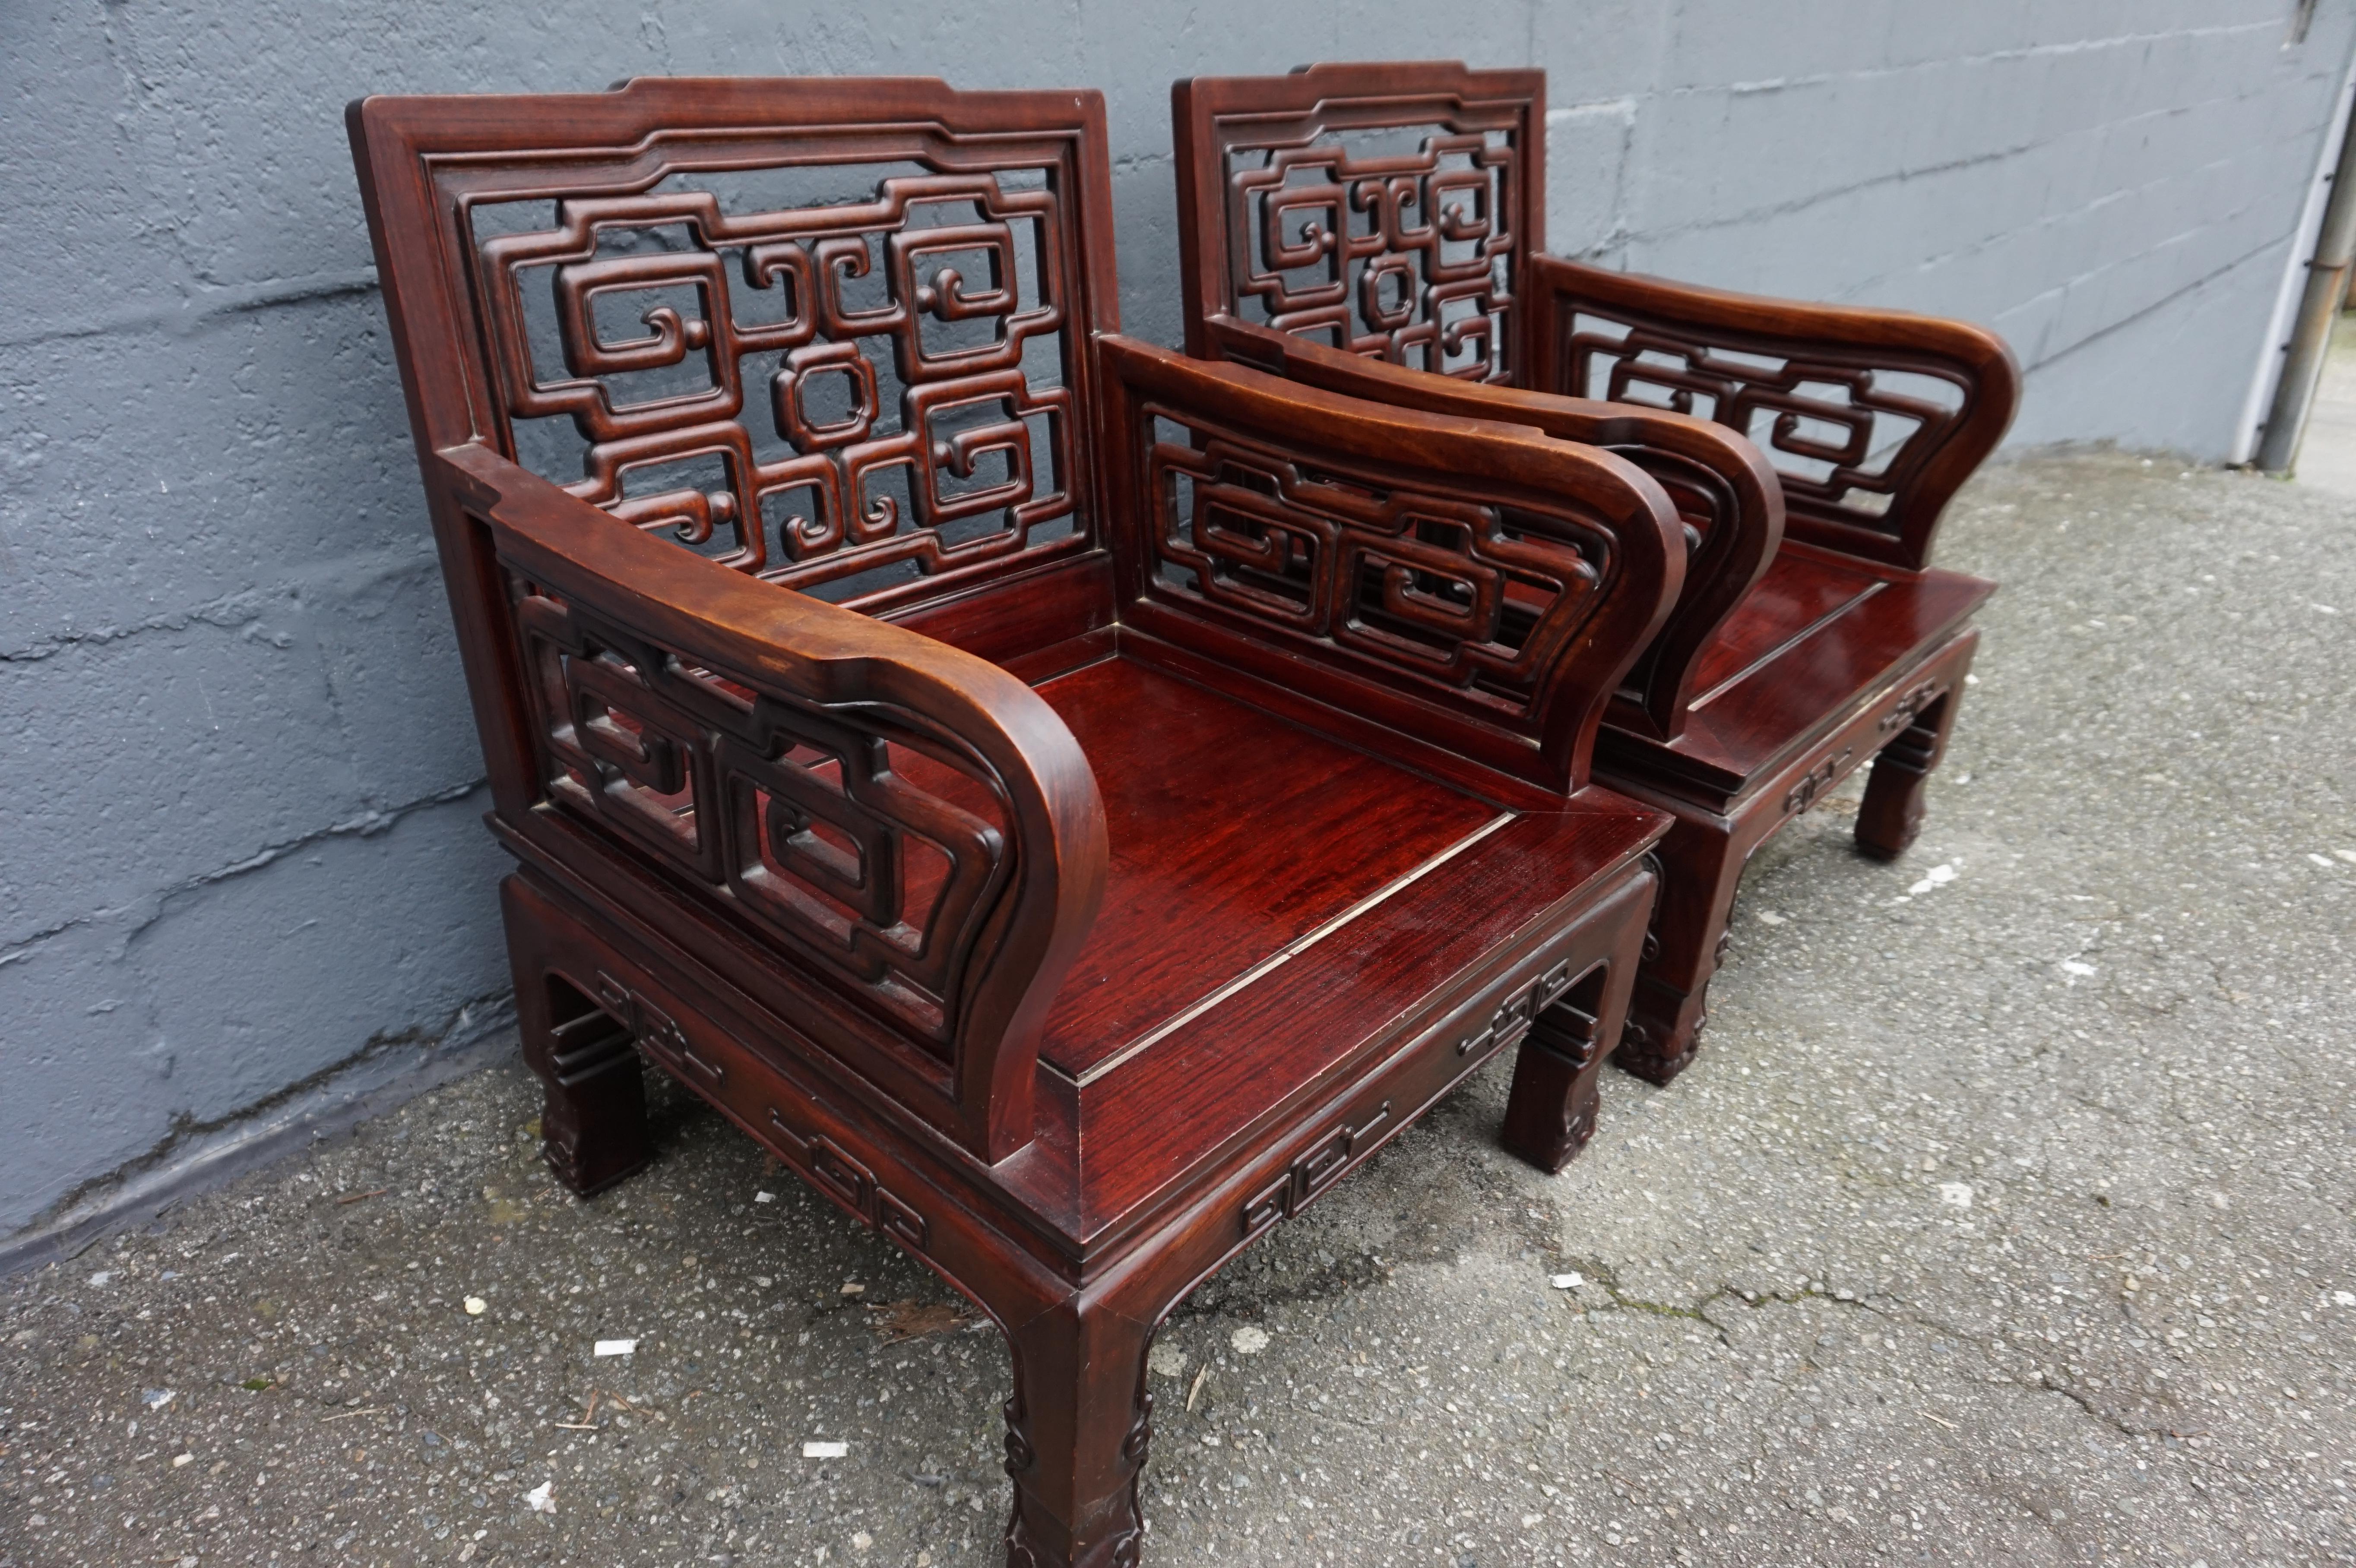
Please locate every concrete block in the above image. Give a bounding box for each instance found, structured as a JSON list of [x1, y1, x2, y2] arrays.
[[116, 789, 507, 1124], [2011, 245, 2281, 456], [1718, 77, 1883, 209], [1988, 282, 2067, 368], [1658, 0, 1892, 89], [2017, 0, 2136, 52], [1533, 0, 1674, 108], [0, 3, 190, 345], [309, 547, 489, 809], [0, 791, 506, 1235], [0, 293, 428, 651], [0, 917, 180, 1236], [1616, 85, 1729, 238], [1911, 225, 2046, 328], [2033, 125, 2110, 221], [1877, 0, 2039, 69], [1333, 0, 1537, 77], [1110, 155, 1184, 353], [1547, 99, 1640, 256], [97, 0, 646, 290], [2032, 38, 2138, 143], [0, 604, 370, 949]]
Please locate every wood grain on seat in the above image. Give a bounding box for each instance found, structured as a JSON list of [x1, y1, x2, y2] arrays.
[[1031, 656, 1501, 1079]]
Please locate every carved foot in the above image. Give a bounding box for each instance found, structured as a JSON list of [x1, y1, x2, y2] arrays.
[[535, 1003, 651, 1197], [1855, 688, 1952, 861], [1005, 1495, 1144, 1568], [1853, 788, 1924, 860], [1612, 976, 1708, 1087], [1000, 1309, 1153, 1568], [1501, 989, 1610, 1173], [1854, 749, 1930, 860]]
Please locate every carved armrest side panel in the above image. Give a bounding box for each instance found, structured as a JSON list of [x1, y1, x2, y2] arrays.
[[443, 445, 1105, 1161], [1217, 329, 1783, 743], [1095, 338, 1682, 793], [1532, 255, 2020, 571], [1173, 65, 1543, 384], [507, 580, 1015, 1050]]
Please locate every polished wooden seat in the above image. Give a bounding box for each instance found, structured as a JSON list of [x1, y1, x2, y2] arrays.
[[1171, 59, 2018, 1082], [1605, 543, 1992, 807], [352, 75, 1683, 1568]]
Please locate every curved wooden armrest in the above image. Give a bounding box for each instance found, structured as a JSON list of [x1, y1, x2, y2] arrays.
[[433, 443, 1108, 1163], [1094, 334, 1686, 791], [1201, 318, 1782, 742], [1529, 253, 2020, 571]]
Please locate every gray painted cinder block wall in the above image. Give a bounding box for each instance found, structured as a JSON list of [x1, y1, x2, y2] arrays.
[[4, 0, 2349, 1244]]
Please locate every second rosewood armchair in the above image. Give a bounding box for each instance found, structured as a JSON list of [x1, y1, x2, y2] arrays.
[[1172, 60, 2020, 1083], [353, 75, 1689, 1567]]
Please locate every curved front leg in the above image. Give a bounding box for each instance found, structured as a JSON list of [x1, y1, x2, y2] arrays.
[[1616, 819, 1749, 1086], [1856, 634, 1976, 860], [1001, 1297, 1157, 1568], [503, 874, 650, 1195]]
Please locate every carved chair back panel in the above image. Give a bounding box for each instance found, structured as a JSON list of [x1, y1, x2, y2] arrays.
[[415, 94, 1117, 620], [1176, 66, 1543, 383]]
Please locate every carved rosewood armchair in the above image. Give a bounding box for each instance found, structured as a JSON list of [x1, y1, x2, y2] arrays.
[[351, 76, 1688, 1568], [1172, 60, 2020, 1084]]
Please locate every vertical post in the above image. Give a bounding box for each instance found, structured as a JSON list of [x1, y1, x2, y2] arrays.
[[2257, 87, 2356, 473]]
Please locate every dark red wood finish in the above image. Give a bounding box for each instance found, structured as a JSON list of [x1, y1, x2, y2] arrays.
[[352, 76, 1683, 1567], [1170, 59, 2019, 1081]]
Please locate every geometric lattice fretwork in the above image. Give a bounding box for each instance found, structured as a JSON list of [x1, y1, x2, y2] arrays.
[[1143, 419, 1608, 721], [1564, 315, 1970, 537], [1226, 125, 1520, 381], [510, 579, 1014, 1047], [474, 168, 1083, 612]]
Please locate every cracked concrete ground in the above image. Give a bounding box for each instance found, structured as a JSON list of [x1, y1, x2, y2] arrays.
[[2, 448, 2353, 1567]]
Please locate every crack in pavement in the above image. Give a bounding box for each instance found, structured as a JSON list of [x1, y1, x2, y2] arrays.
[[1551, 1251, 2239, 1475]]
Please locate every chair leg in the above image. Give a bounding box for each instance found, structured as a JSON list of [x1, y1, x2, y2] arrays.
[[503, 880, 651, 1197], [1500, 864, 1654, 1172], [1616, 821, 1749, 1087], [1856, 687, 1963, 861], [1001, 1299, 1156, 1568], [1501, 983, 1611, 1173]]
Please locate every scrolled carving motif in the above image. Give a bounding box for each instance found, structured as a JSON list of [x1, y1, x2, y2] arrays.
[[1226, 129, 1520, 379], [1877, 678, 1947, 738], [1001, 1391, 1036, 1476], [509, 576, 1019, 1048], [1143, 420, 1612, 724], [1001, 1373, 1149, 1568], [1455, 958, 1580, 1059], [473, 171, 1083, 609], [1782, 746, 1856, 816], [1242, 1100, 1393, 1239], [1559, 319, 1972, 543], [761, 1098, 932, 1259]]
